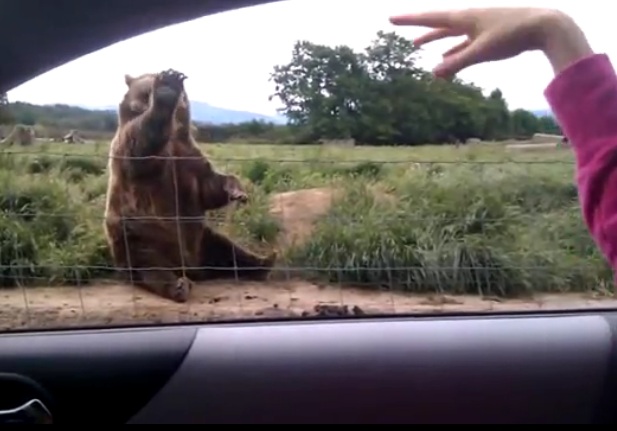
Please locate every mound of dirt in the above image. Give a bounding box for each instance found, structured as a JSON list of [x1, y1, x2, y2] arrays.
[[269, 187, 340, 247], [268, 186, 396, 247]]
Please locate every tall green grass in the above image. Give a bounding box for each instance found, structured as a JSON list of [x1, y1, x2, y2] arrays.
[[0, 142, 609, 297]]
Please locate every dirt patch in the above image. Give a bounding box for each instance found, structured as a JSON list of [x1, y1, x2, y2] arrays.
[[269, 187, 340, 246], [1, 280, 616, 331], [269, 186, 395, 246]]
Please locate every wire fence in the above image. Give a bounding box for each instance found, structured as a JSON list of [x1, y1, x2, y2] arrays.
[[0, 144, 614, 330]]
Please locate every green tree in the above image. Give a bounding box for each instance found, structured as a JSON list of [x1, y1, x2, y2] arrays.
[[511, 109, 539, 138], [270, 40, 366, 141], [537, 115, 561, 135], [0, 93, 14, 125], [358, 32, 430, 144], [270, 30, 552, 146], [482, 89, 511, 140]]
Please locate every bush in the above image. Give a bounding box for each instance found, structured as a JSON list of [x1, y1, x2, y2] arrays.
[[287, 161, 610, 297], [0, 167, 108, 286]]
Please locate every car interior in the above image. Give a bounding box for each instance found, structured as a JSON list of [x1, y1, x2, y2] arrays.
[[1, 0, 617, 424]]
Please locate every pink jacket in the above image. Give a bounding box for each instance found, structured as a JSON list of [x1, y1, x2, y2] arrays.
[[545, 54, 617, 280]]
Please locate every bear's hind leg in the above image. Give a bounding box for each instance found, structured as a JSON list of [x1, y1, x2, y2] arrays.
[[135, 269, 193, 303], [130, 248, 194, 303], [198, 226, 276, 281]]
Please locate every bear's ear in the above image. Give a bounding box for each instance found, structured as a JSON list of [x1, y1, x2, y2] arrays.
[[124, 74, 134, 86]]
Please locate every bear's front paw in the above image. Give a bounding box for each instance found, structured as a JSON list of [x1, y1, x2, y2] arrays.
[[224, 175, 249, 204], [153, 69, 187, 109]]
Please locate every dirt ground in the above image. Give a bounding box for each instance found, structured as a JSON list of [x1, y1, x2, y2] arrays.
[[1, 280, 617, 331], [2, 187, 614, 331]]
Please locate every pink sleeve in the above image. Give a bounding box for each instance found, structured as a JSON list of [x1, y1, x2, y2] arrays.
[[545, 53, 617, 273]]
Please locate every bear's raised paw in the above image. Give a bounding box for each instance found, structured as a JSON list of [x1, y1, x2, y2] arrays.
[[153, 69, 187, 109]]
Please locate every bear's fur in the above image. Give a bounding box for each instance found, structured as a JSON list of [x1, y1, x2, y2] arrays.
[[104, 69, 276, 303]]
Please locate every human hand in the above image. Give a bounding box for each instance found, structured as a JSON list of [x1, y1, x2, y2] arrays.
[[389, 8, 592, 78]]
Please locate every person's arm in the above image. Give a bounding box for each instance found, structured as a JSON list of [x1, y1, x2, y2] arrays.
[[543, 15, 617, 271]]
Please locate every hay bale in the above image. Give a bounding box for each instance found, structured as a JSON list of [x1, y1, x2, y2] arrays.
[[63, 130, 84, 144], [531, 133, 563, 144], [1, 124, 35, 146]]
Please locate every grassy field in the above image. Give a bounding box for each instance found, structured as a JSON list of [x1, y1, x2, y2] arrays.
[[0, 140, 610, 298]]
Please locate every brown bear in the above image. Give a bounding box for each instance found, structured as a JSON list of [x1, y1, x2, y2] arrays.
[[104, 69, 276, 303]]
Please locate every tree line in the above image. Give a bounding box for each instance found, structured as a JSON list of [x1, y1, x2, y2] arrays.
[[269, 31, 562, 145], [0, 99, 289, 143], [0, 32, 562, 147]]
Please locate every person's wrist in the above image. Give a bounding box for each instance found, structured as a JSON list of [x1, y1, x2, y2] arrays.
[[537, 9, 593, 74]]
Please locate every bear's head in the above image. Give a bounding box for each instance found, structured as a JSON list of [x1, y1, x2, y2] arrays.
[[118, 72, 191, 129]]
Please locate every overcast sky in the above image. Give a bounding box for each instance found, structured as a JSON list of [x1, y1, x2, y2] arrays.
[[6, 0, 612, 116]]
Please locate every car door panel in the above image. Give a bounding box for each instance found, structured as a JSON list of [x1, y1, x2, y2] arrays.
[[0, 313, 615, 424], [128, 315, 612, 424], [0, 327, 197, 424]]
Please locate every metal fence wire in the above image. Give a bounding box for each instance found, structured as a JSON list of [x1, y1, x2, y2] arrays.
[[0, 144, 613, 330]]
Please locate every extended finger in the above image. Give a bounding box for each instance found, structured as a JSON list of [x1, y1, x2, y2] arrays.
[[414, 28, 464, 47], [442, 38, 471, 58], [434, 39, 484, 79], [389, 11, 459, 28]]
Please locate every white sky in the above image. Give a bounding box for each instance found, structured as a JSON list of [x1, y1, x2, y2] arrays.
[[7, 0, 612, 116]]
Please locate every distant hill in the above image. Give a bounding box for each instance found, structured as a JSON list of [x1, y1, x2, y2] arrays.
[[530, 109, 553, 117], [191, 101, 286, 125], [87, 101, 286, 125]]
